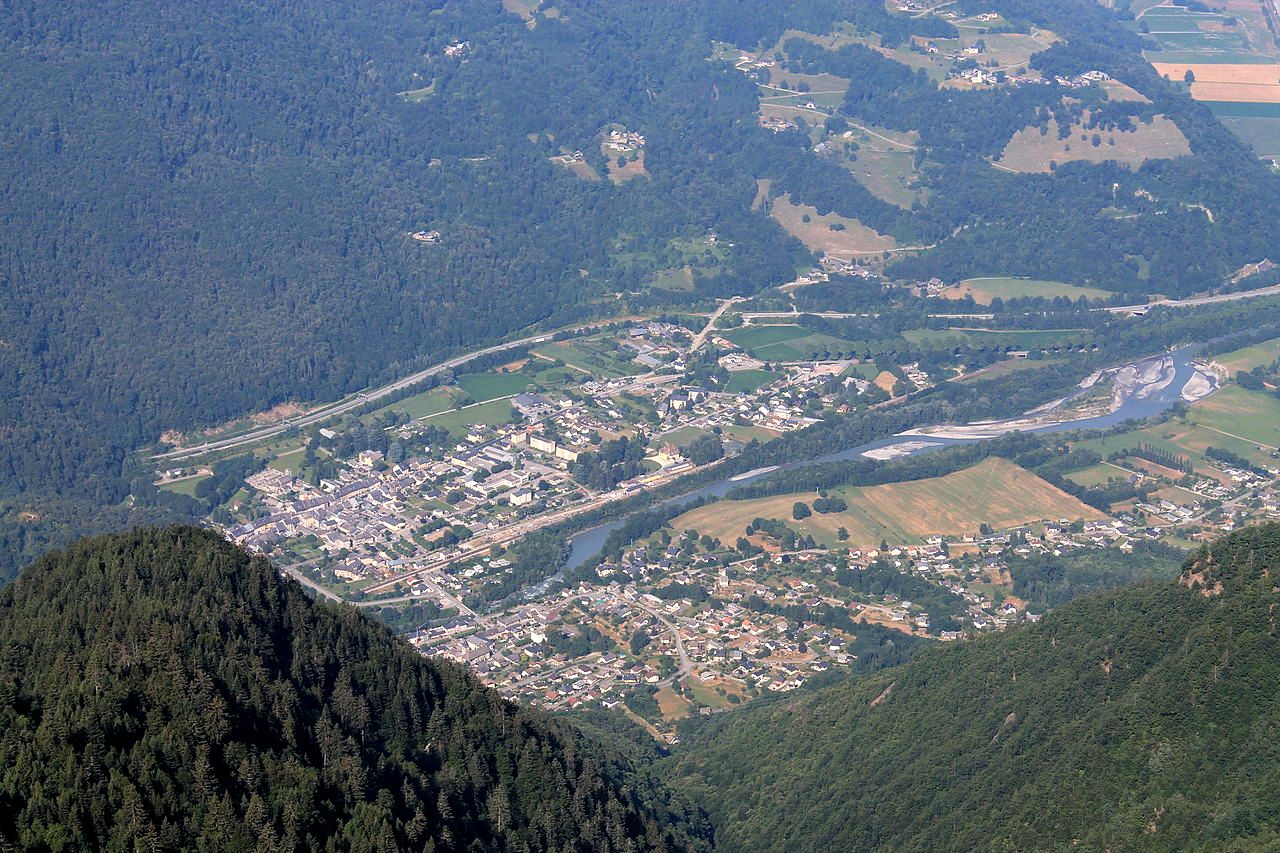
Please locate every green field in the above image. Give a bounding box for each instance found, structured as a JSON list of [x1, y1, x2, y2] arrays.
[[268, 447, 306, 473], [941, 277, 1113, 304], [660, 426, 711, 449], [159, 475, 209, 498], [376, 386, 456, 421], [902, 328, 1087, 349], [457, 371, 535, 402], [725, 325, 809, 350], [842, 362, 881, 381], [1074, 416, 1274, 473], [674, 458, 1104, 548], [420, 398, 516, 436], [725, 369, 779, 394], [533, 339, 644, 378], [724, 325, 860, 362], [721, 424, 782, 444], [843, 144, 926, 209], [1065, 462, 1127, 488], [958, 358, 1065, 383], [1216, 337, 1280, 375], [1186, 385, 1280, 449]]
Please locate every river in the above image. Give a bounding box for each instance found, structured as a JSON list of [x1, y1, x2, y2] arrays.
[[557, 348, 1217, 573]]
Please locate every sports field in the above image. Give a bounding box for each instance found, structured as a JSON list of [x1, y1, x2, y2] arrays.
[[457, 371, 535, 402], [672, 457, 1105, 548], [724, 325, 860, 362], [939, 277, 1113, 304], [724, 369, 778, 394]]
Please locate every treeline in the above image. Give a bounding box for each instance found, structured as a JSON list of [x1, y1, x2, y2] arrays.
[[0, 528, 711, 851], [1007, 540, 1184, 608]]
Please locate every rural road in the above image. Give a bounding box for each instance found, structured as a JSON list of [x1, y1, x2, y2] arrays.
[[691, 297, 745, 351], [634, 600, 693, 687]]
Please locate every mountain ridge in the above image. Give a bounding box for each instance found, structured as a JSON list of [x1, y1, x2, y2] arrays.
[[0, 526, 710, 851]]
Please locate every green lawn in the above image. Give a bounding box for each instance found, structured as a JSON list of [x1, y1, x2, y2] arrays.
[[941, 277, 1113, 304], [725, 369, 779, 394], [159, 475, 209, 498], [268, 447, 307, 473], [1186, 385, 1280, 449], [421, 399, 517, 437], [1215, 337, 1280, 376], [725, 325, 810, 350], [457, 371, 535, 402]]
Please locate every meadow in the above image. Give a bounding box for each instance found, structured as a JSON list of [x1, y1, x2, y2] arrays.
[[673, 458, 1104, 548], [996, 114, 1190, 172], [939, 277, 1113, 304]]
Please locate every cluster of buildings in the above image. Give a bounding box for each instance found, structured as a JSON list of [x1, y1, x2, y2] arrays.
[[603, 128, 646, 154]]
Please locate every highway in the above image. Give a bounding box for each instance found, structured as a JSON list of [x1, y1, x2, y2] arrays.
[[1104, 283, 1280, 314], [152, 282, 1280, 465], [151, 318, 632, 463]]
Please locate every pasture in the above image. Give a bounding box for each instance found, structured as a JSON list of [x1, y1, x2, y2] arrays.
[[457, 371, 535, 402], [725, 324, 861, 361], [419, 399, 516, 437], [996, 114, 1190, 172], [1215, 337, 1280, 375], [768, 193, 897, 256], [1186, 385, 1280, 449], [843, 143, 927, 209], [673, 457, 1104, 548], [939, 276, 1113, 304], [550, 154, 602, 182], [605, 149, 648, 184]]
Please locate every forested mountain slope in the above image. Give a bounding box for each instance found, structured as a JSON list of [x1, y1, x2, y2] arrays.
[[668, 523, 1280, 852], [0, 527, 711, 851]]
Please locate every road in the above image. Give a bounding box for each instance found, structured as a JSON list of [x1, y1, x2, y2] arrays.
[[1105, 283, 1280, 314], [633, 599, 693, 686], [281, 563, 341, 602], [739, 310, 996, 321], [691, 297, 744, 351], [151, 318, 633, 463]]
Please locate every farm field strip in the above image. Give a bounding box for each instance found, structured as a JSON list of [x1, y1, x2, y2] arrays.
[[673, 458, 1105, 549]]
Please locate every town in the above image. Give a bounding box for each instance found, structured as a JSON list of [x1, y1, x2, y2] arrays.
[[170, 306, 1280, 739]]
